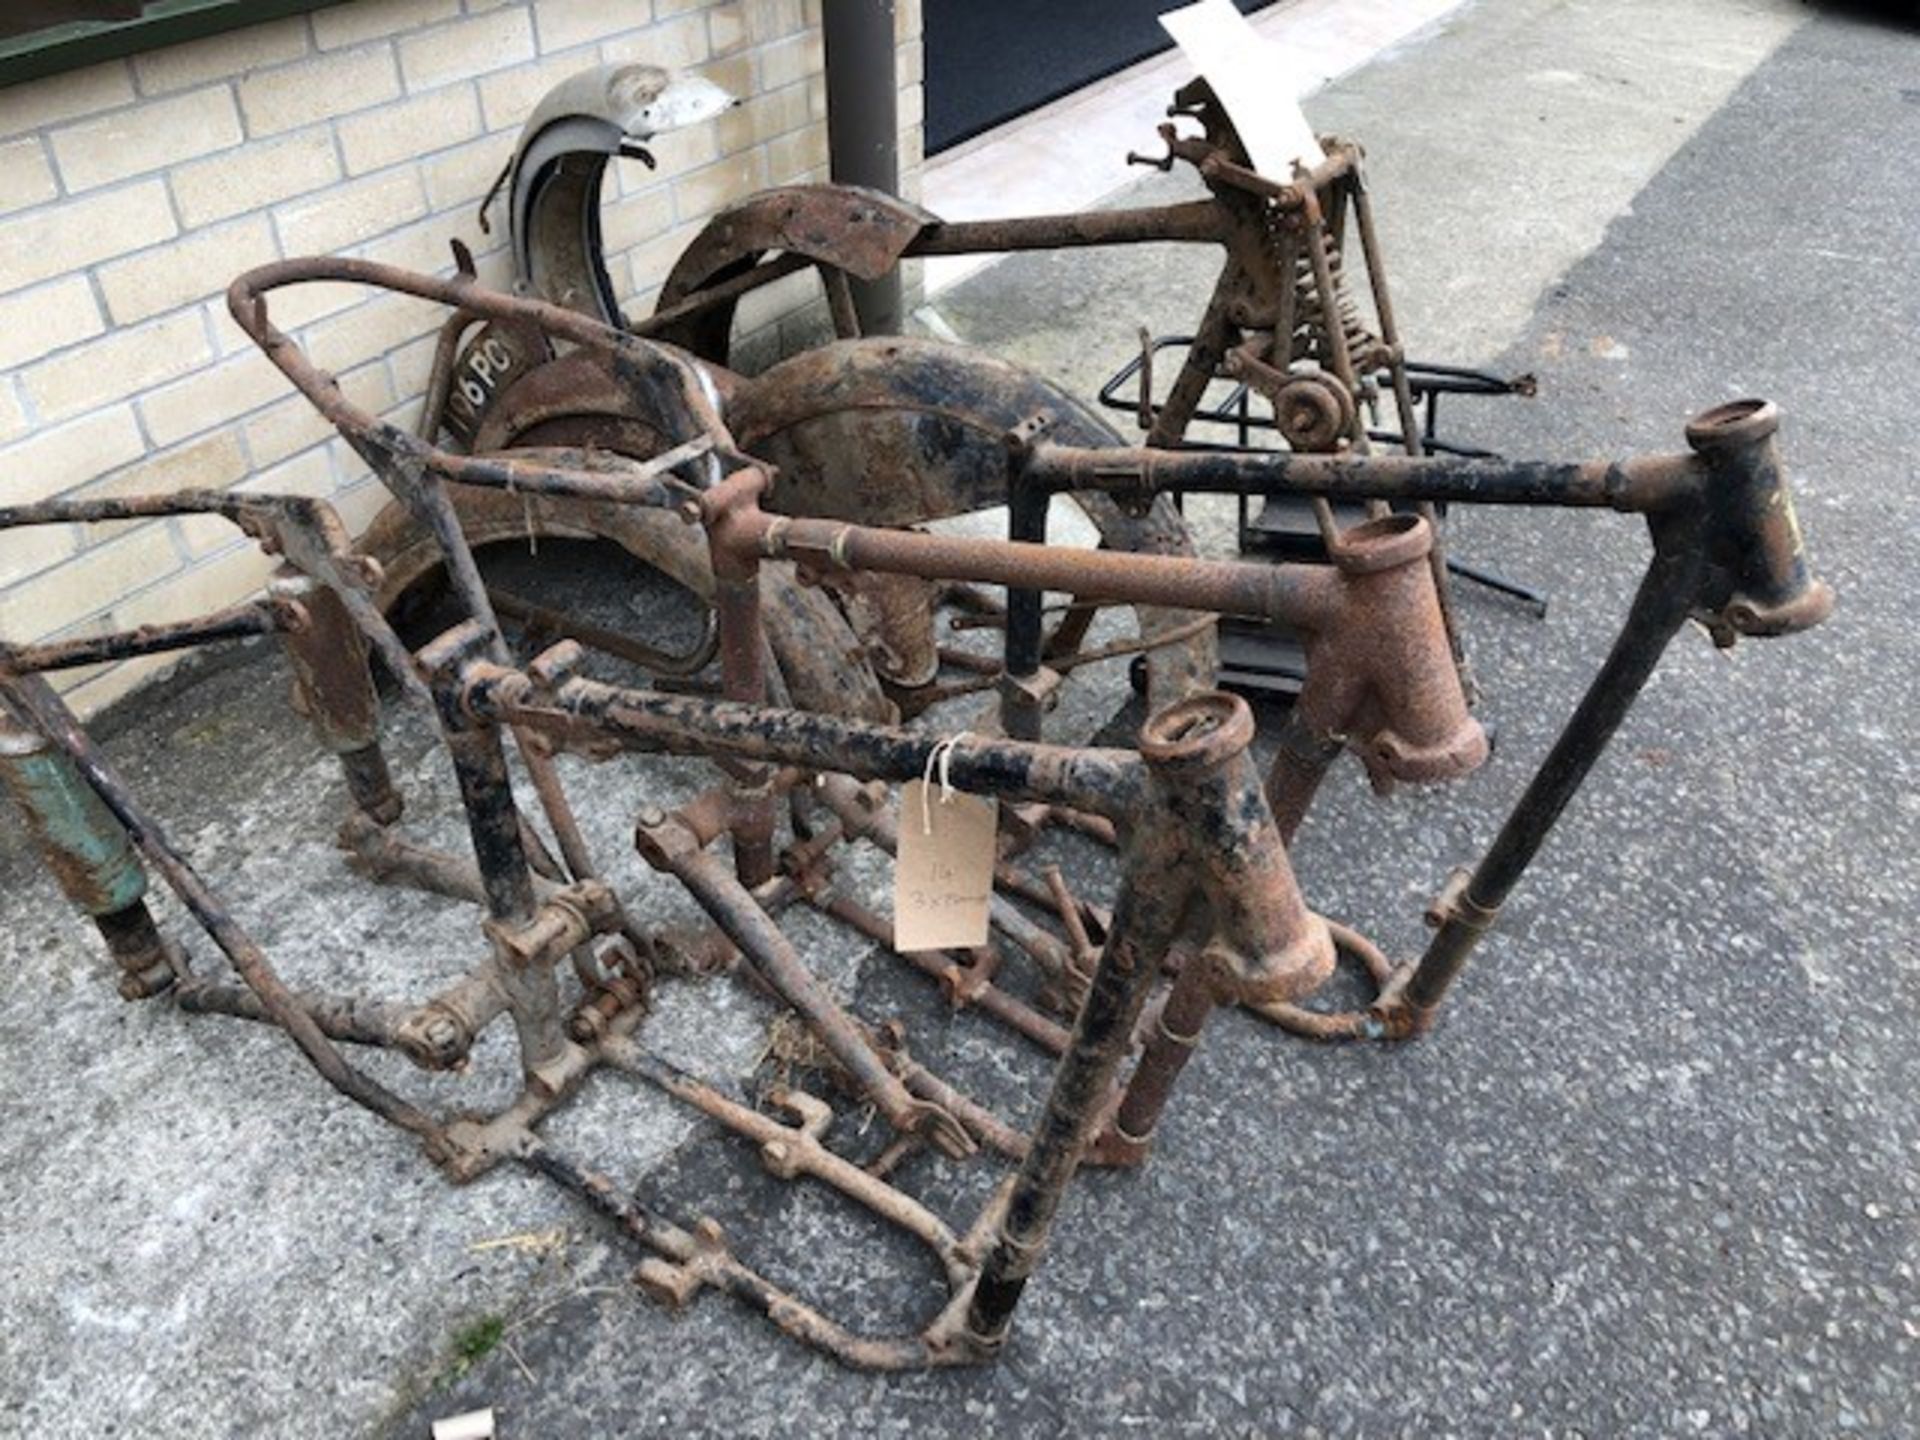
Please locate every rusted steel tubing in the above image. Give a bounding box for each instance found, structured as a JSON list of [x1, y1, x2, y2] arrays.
[[91, 903, 177, 999], [174, 978, 416, 1049], [457, 654, 1149, 822], [1153, 696, 1334, 1009], [520, 1142, 974, 1370], [1264, 706, 1346, 844], [965, 717, 1206, 1346], [1045, 806, 1119, 848], [338, 812, 489, 904], [519, 739, 610, 898], [1044, 866, 1095, 958], [1191, 137, 1358, 205], [0, 672, 441, 1144], [601, 1038, 974, 1286], [439, 726, 539, 921], [1000, 480, 1051, 741], [0, 486, 430, 714], [704, 467, 779, 888], [1156, 283, 1235, 453], [635, 809, 973, 1158], [1021, 440, 1704, 513], [0, 486, 258, 529], [809, 889, 1072, 1056], [883, 1048, 1033, 1163], [990, 859, 1075, 916], [907, 200, 1229, 254], [274, 574, 402, 824], [421, 438, 711, 507], [490, 585, 719, 677], [1283, 513, 1487, 797], [0, 708, 175, 999], [393, 969, 510, 1070], [1396, 542, 1704, 1032], [1684, 400, 1833, 640], [228, 256, 745, 476], [752, 495, 1482, 802], [935, 644, 1000, 675], [370, 439, 623, 940], [628, 250, 814, 339], [1, 600, 285, 673], [967, 693, 1330, 1339], [228, 266, 735, 896], [975, 893, 1077, 989], [435, 718, 571, 1079], [230, 255, 646, 384], [1387, 405, 1832, 1032], [907, 611, 1215, 710], [416, 306, 481, 442], [1248, 920, 1398, 1040], [1346, 176, 1466, 680], [1107, 949, 1221, 1160], [754, 507, 1334, 626], [0, 705, 148, 918], [819, 264, 862, 339]]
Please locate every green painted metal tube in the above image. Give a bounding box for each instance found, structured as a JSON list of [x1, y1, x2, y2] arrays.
[[0, 711, 147, 917]]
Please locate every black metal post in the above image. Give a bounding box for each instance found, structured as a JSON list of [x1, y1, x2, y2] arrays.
[[1001, 480, 1050, 740]]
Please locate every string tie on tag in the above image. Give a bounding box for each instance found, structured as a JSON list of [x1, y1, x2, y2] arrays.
[[920, 731, 972, 836]]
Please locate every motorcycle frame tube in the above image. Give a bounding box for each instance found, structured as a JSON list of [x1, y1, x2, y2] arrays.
[[1001, 477, 1052, 742], [222, 262, 1455, 716], [448, 642, 1149, 823], [1388, 534, 1704, 1032], [273, 573, 404, 825], [0, 485, 1828, 1365], [702, 466, 780, 887], [1019, 438, 1703, 514], [966, 693, 1285, 1345], [0, 600, 286, 674], [634, 806, 962, 1150]]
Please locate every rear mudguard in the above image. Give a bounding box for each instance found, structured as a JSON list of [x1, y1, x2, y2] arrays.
[[651, 184, 934, 361], [727, 337, 1215, 708], [355, 482, 891, 722]]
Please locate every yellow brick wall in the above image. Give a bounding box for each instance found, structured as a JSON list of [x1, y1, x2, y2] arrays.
[[0, 0, 926, 715]]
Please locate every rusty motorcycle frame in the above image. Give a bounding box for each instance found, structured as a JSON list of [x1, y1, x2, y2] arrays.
[[0, 255, 1830, 1368], [410, 67, 1531, 723]]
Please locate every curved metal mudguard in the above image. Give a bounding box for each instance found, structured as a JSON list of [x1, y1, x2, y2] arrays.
[[727, 337, 1217, 706], [653, 184, 936, 360], [506, 63, 734, 323]]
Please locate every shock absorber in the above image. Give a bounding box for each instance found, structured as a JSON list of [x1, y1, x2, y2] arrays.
[[1288, 238, 1382, 373], [0, 707, 177, 998]]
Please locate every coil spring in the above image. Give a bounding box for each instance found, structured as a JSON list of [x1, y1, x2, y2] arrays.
[[1288, 242, 1380, 371]]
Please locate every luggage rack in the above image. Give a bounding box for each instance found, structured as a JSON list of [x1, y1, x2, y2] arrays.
[[1101, 336, 1548, 700]]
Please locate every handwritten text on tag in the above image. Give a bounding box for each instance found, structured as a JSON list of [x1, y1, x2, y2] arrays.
[[894, 779, 998, 952]]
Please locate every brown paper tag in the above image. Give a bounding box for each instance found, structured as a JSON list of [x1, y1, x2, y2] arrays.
[[894, 779, 998, 952]]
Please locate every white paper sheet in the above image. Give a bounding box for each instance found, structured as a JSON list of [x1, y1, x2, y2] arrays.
[[1159, 0, 1325, 179]]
